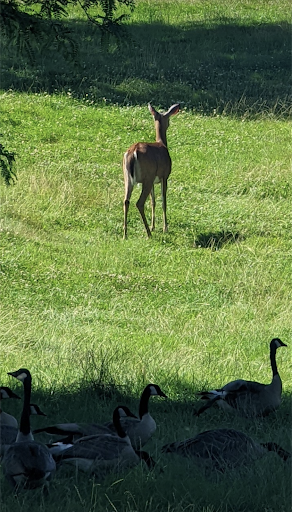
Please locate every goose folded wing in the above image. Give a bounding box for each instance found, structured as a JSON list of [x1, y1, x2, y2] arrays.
[[58, 434, 128, 461], [34, 423, 112, 437]]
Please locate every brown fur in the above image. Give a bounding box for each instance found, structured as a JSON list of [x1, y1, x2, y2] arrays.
[[123, 103, 180, 238]]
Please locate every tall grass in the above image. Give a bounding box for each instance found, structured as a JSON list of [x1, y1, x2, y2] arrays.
[[0, 1, 291, 511]]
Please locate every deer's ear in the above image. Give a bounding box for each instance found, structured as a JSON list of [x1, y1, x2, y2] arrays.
[[148, 104, 158, 117], [166, 104, 180, 117]]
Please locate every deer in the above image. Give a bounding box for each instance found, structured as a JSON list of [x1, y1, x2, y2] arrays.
[[123, 103, 180, 239]]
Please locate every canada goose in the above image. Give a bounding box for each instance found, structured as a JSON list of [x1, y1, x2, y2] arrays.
[[54, 405, 154, 476], [195, 338, 287, 417], [0, 403, 47, 457], [2, 369, 56, 489], [162, 428, 291, 472], [34, 383, 167, 450], [47, 437, 156, 470], [45, 406, 136, 458], [105, 384, 167, 449], [49, 441, 156, 470], [0, 386, 21, 428]]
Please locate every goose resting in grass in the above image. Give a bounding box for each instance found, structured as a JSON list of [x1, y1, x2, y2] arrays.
[[1, 403, 47, 457], [34, 383, 167, 450], [53, 405, 155, 477], [162, 428, 291, 472], [2, 369, 56, 489], [105, 384, 167, 449], [195, 338, 287, 417], [0, 386, 21, 428]]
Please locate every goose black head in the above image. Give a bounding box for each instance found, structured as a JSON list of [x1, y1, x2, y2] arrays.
[[271, 338, 287, 349], [116, 405, 137, 419], [7, 368, 32, 383], [147, 384, 168, 398], [0, 387, 21, 400], [29, 404, 47, 416]]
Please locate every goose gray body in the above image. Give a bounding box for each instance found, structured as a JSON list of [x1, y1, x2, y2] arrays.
[[54, 406, 144, 477], [162, 428, 290, 472], [0, 386, 21, 429], [35, 383, 167, 451], [0, 425, 18, 456], [0, 412, 18, 429], [1, 404, 47, 456], [196, 338, 287, 417], [4, 440, 56, 488], [2, 369, 56, 489], [105, 384, 167, 449], [56, 433, 139, 473]]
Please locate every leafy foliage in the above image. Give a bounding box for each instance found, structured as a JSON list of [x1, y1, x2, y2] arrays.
[[0, 0, 135, 62], [78, 0, 135, 47], [0, 144, 16, 185]]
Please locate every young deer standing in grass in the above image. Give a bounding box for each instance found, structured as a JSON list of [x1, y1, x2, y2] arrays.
[[123, 103, 180, 239]]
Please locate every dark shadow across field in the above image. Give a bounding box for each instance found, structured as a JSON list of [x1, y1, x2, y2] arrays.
[[1, 18, 291, 116], [1, 378, 291, 509], [5, 377, 291, 445]]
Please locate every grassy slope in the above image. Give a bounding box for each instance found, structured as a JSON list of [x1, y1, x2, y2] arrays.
[[0, 1, 291, 511]]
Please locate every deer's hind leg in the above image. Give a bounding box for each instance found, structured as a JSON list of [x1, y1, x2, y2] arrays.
[[136, 182, 154, 238], [123, 153, 134, 239]]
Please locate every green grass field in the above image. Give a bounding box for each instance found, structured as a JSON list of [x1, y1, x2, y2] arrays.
[[0, 1, 291, 510]]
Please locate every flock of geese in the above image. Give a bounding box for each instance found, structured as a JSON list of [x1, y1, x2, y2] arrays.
[[0, 337, 289, 490]]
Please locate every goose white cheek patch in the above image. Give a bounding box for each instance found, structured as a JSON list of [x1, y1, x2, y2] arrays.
[[16, 373, 28, 382], [149, 386, 159, 395]]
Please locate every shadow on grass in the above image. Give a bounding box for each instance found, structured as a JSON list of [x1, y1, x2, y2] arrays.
[[2, 369, 291, 511], [6, 374, 291, 444], [1, 18, 291, 116], [194, 230, 243, 249]]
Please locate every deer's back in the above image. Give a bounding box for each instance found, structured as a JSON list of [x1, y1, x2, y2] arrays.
[[127, 142, 171, 180]]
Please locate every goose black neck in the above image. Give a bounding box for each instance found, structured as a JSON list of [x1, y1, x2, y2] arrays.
[[20, 373, 32, 436], [113, 408, 127, 439], [270, 342, 278, 377], [139, 387, 151, 419]]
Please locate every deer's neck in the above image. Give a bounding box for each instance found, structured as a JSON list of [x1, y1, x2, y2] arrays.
[[155, 121, 167, 146]]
